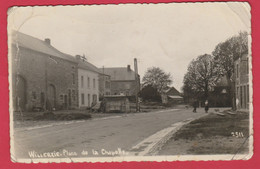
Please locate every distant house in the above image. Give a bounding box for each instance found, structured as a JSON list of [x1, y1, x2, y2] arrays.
[[11, 31, 78, 111], [234, 53, 250, 110], [76, 55, 100, 108], [162, 87, 183, 104], [209, 75, 231, 107], [98, 68, 111, 98], [99, 65, 140, 96]]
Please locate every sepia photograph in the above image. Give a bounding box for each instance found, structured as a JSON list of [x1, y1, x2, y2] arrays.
[[8, 2, 252, 163]]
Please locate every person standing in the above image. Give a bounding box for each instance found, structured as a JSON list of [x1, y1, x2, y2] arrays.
[[193, 100, 197, 113], [205, 100, 209, 113], [236, 98, 240, 110]]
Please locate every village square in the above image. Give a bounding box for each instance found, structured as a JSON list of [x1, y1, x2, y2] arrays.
[[9, 4, 251, 161]]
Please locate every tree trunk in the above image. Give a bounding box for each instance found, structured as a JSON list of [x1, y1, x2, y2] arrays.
[[204, 82, 208, 100], [227, 77, 236, 110]]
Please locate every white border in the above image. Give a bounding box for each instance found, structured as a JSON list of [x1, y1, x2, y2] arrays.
[[8, 2, 253, 163]]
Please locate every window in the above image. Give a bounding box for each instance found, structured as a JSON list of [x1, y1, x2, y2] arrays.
[[244, 85, 246, 108], [72, 73, 75, 84], [93, 79, 96, 88], [240, 86, 243, 108], [236, 64, 239, 79], [72, 90, 76, 101], [68, 89, 72, 106], [88, 94, 90, 106], [237, 87, 239, 98], [60, 95, 64, 102], [246, 59, 249, 74], [88, 77, 90, 88], [81, 76, 84, 88], [81, 93, 85, 105], [93, 94, 97, 104], [247, 85, 249, 108]]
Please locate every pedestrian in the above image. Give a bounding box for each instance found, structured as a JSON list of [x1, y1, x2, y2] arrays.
[[205, 100, 209, 113], [236, 98, 239, 110], [192, 100, 197, 113]]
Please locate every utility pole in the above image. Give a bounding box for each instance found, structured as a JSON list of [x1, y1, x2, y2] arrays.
[[134, 58, 139, 112], [103, 66, 105, 97]]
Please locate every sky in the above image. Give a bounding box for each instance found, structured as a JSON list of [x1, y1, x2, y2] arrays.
[[8, 2, 251, 91]]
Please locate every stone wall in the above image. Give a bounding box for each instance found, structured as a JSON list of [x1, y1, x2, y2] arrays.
[[110, 80, 138, 96], [11, 45, 78, 111]]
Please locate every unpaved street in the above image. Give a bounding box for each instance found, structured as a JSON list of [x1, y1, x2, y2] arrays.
[[13, 108, 205, 159]]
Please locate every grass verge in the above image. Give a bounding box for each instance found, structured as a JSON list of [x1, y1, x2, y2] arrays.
[[159, 110, 249, 155]]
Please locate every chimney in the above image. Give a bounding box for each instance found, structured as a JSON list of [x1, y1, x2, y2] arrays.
[[44, 38, 51, 45], [75, 55, 81, 60], [127, 65, 131, 71], [134, 58, 138, 74]]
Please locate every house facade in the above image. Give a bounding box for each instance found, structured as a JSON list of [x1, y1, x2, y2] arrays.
[[76, 55, 100, 108], [162, 87, 183, 104], [234, 53, 250, 110], [98, 72, 111, 98], [209, 75, 231, 107], [99, 65, 140, 96], [11, 31, 78, 112]]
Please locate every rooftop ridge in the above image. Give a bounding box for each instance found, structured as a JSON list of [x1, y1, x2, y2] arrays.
[[11, 31, 77, 63]]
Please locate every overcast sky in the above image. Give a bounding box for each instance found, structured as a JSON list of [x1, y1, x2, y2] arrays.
[[8, 2, 251, 91]]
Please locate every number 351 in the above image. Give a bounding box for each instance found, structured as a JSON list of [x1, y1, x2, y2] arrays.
[[231, 132, 244, 138]]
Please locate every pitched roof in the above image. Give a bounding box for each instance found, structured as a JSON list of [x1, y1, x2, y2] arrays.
[[11, 31, 76, 63], [98, 67, 137, 81], [78, 60, 101, 74], [216, 75, 229, 87], [166, 87, 181, 96]]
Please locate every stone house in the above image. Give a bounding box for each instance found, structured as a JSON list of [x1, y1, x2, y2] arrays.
[[99, 65, 140, 96], [76, 55, 100, 108], [10, 31, 78, 111], [98, 68, 111, 99], [234, 53, 250, 110], [209, 75, 231, 107], [162, 87, 183, 104]]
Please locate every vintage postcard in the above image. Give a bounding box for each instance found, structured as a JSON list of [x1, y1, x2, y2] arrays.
[[8, 2, 253, 163]]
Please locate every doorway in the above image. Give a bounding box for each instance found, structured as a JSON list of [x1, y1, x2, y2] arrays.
[[48, 84, 56, 110], [15, 75, 26, 111]]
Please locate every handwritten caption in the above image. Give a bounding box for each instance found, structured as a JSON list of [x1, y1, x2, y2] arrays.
[[28, 148, 129, 158]]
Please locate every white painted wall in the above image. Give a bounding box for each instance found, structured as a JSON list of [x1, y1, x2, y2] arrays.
[[78, 68, 99, 108]]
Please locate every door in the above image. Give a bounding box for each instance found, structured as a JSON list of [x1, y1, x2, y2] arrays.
[[40, 92, 45, 108], [88, 94, 90, 107], [68, 89, 72, 108], [48, 84, 56, 109], [93, 94, 97, 104], [15, 75, 26, 111], [64, 95, 68, 109]]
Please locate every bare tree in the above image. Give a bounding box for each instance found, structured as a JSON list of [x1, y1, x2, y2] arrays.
[[142, 67, 172, 94]]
